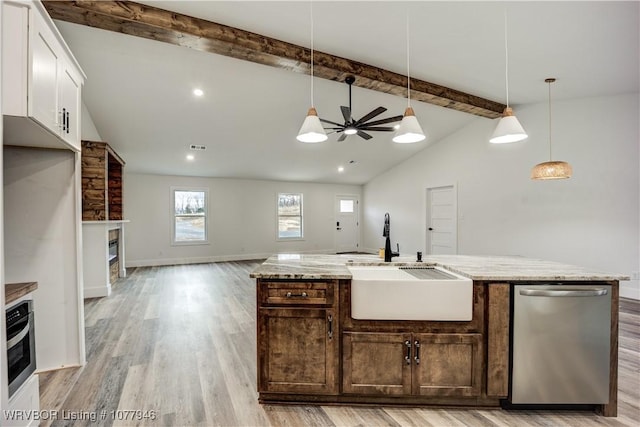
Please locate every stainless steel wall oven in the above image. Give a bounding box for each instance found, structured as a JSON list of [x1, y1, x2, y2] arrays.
[[6, 300, 36, 397]]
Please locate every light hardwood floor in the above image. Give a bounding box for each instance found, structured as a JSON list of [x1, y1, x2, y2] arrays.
[[39, 261, 640, 426]]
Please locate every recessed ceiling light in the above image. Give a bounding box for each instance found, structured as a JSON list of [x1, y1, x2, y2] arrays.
[[338, 166, 345, 173], [193, 88, 204, 97], [186, 154, 195, 161]]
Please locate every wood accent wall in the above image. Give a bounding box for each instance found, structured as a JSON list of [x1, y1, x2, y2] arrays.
[[81, 141, 125, 221]]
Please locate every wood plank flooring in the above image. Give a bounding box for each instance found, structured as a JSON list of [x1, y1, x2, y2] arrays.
[[39, 261, 640, 426]]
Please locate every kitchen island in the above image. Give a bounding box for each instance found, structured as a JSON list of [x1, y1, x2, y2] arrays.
[[250, 254, 627, 417]]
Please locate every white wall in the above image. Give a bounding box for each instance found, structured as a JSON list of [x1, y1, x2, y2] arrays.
[[124, 173, 362, 266], [4, 147, 84, 370], [81, 100, 102, 141], [363, 93, 639, 299]]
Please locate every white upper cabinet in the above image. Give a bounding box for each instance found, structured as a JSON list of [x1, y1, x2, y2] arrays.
[[2, 0, 86, 151]]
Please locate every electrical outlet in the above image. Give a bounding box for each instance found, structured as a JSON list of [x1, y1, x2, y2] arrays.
[[632, 271, 640, 281]]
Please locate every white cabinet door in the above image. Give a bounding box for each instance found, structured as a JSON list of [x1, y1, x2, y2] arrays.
[[30, 8, 60, 134], [59, 63, 82, 150], [2, 0, 84, 151]]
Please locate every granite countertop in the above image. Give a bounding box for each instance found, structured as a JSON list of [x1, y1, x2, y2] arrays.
[[5, 282, 38, 305], [250, 253, 630, 281]]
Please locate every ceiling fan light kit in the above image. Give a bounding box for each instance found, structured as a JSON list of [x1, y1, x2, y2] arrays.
[[320, 76, 403, 141], [531, 78, 572, 180], [393, 107, 426, 143], [490, 9, 527, 144]]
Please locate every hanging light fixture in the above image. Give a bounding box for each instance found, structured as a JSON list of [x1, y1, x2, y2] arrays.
[[296, 1, 327, 143], [490, 10, 527, 144], [393, 13, 426, 144], [531, 78, 572, 180]]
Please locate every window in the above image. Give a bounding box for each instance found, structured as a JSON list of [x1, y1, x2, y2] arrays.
[[277, 193, 303, 240], [172, 188, 208, 245], [340, 199, 354, 213]]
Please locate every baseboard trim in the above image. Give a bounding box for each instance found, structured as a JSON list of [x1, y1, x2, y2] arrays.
[[84, 284, 112, 299]]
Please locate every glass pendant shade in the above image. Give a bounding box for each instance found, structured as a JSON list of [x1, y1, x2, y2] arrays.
[[490, 107, 528, 143], [531, 160, 572, 180], [296, 107, 328, 143], [392, 107, 426, 143]]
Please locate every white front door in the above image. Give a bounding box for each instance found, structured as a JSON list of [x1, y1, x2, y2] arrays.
[[426, 185, 457, 255], [335, 195, 359, 253]]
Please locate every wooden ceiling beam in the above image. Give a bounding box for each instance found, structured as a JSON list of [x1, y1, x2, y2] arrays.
[[43, 0, 505, 118]]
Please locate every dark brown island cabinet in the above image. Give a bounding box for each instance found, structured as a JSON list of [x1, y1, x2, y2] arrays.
[[252, 255, 623, 417]]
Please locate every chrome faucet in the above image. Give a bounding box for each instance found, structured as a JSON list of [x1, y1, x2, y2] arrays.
[[383, 213, 400, 262]]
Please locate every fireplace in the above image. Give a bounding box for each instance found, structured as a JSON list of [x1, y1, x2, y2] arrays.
[[108, 229, 120, 285]]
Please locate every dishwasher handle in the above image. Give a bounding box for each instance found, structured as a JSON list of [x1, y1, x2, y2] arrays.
[[519, 288, 608, 297]]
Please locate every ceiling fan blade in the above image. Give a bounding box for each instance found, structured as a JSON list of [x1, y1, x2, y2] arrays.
[[341, 106, 352, 123], [363, 115, 404, 127], [359, 126, 396, 132], [357, 130, 373, 140], [337, 133, 348, 142], [355, 107, 386, 125], [320, 118, 344, 127]]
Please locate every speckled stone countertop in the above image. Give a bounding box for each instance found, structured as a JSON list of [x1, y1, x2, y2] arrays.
[[249, 253, 629, 281]]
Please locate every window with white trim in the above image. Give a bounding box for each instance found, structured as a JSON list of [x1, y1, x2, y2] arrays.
[[172, 187, 208, 245], [277, 193, 303, 240]]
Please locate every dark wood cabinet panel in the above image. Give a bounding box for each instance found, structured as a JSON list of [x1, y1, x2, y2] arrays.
[[342, 332, 411, 395], [258, 308, 338, 395], [259, 281, 335, 306], [413, 333, 482, 397], [257, 279, 339, 396], [487, 283, 510, 397]]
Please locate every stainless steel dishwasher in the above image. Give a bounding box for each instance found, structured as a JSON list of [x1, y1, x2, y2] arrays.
[[511, 283, 611, 404]]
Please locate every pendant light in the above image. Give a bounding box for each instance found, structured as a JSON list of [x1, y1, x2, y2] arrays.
[[393, 13, 426, 144], [490, 10, 527, 144], [531, 78, 572, 180], [296, 2, 327, 143]]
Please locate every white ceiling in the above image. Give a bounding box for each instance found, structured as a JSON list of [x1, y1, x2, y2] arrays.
[[54, 1, 639, 185]]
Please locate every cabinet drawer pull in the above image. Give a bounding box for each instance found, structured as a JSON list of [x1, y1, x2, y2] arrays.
[[405, 340, 411, 365], [414, 340, 421, 365], [327, 314, 333, 340], [62, 108, 66, 131], [285, 291, 308, 298], [66, 110, 70, 134]]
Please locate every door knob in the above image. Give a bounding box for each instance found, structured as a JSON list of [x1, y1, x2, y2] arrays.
[[428, 227, 434, 231]]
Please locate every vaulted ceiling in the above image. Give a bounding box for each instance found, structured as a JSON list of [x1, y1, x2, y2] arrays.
[[47, 1, 639, 184]]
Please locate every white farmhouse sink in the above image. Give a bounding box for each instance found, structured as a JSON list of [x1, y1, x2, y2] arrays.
[[348, 266, 473, 321]]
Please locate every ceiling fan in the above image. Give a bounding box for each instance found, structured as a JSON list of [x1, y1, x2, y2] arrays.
[[320, 76, 403, 141]]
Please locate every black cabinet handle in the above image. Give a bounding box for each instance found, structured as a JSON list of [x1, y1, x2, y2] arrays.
[[327, 314, 333, 340], [414, 340, 421, 365], [66, 111, 70, 134], [405, 340, 411, 365], [62, 108, 66, 132], [428, 227, 434, 231]]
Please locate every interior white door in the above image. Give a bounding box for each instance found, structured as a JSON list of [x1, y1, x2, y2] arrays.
[[335, 196, 359, 253], [426, 185, 457, 255]]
